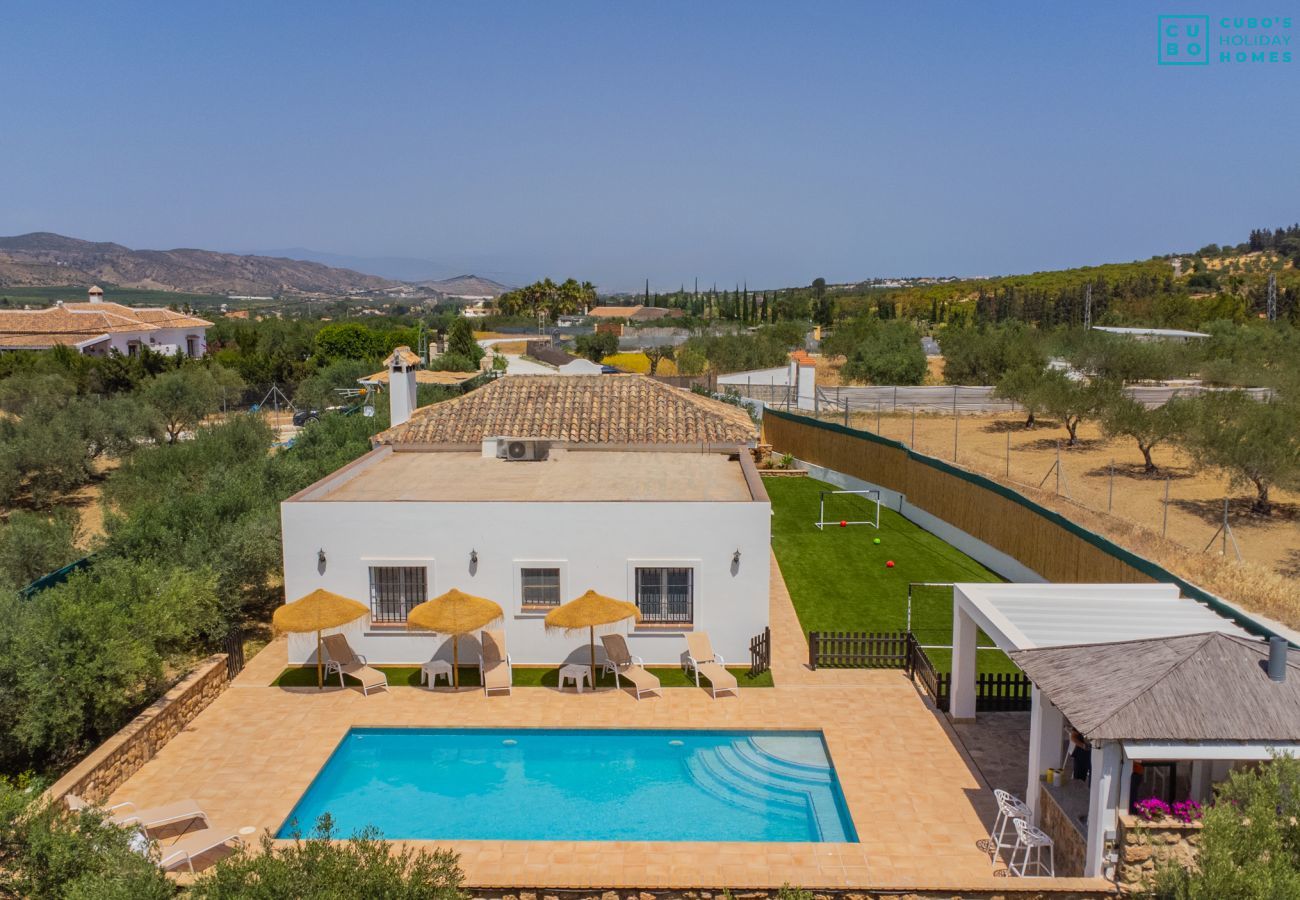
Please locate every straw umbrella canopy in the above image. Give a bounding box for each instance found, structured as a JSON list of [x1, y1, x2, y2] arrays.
[[544, 590, 641, 686], [407, 589, 504, 688], [272, 589, 370, 688]]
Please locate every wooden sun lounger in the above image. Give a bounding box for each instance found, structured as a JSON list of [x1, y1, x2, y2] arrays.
[[479, 629, 513, 696], [321, 634, 388, 695], [600, 633, 661, 700], [65, 794, 208, 831], [684, 632, 739, 699]]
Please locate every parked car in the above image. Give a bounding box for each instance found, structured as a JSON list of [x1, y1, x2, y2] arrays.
[[292, 405, 346, 427]]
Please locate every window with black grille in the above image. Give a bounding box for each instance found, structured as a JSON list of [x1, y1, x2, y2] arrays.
[[520, 567, 561, 609], [634, 567, 693, 624], [368, 566, 427, 624]]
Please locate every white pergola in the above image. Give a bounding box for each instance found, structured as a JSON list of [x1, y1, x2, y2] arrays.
[[951, 583, 1251, 877]]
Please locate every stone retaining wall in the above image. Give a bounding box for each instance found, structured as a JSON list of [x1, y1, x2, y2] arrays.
[[47, 654, 230, 804], [1037, 784, 1087, 878], [1115, 815, 1201, 894]]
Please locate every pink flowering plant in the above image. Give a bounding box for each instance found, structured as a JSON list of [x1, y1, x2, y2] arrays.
[[1133, 796, 1204, 823]]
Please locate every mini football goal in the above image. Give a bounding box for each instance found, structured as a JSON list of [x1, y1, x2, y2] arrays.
[[813, 489, 881, 530]]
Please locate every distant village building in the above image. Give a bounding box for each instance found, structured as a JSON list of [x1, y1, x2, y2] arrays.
[[0, 286, 211, 356], [1091, 326, 1208, 343]]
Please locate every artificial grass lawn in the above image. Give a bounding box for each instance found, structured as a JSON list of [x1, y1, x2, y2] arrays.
[[766, 476, 1013, 673], [272, 665, 772, 689]]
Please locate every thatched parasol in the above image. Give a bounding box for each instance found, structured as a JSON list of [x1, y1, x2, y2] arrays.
[[407, 588, 504, 688], [544, 590, 641, 686], [272, 589, 370, 688]]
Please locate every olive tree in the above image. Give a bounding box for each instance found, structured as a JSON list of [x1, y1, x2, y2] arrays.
[[1175, 391, 1300, 515], [1099, 390, 1190, 473]]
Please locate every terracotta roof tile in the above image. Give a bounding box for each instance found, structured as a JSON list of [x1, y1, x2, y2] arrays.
[[377, 375, 756, 447]]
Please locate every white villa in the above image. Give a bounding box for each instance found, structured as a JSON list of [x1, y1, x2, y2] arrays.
[[0, 286, 211, 356], [280, 355, 768, 669]]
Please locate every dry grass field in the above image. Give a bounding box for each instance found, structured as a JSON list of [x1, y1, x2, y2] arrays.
[[829, 409, 1300, 630]]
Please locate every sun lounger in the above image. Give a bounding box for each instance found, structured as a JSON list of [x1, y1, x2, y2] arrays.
[[152, 826, 244, 873], [65, 794, 208, 831], [479, 629, 512, 696], [321, 634, 388, 695], [683, 632, 739, 699], [600, 633, 661, 700]]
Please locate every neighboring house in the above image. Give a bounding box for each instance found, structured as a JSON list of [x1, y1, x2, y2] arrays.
[[0, 286, 211, 356], [587, 305, 641, 320], [280, 368, 767, 668], [524, 341, 606, 375], [459, 300, 492, 318]]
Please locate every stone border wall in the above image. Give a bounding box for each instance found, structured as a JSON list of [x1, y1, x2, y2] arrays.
[[1115, 814, 1202, 894], [1037, 783, 1087, 878], [47, 654, 230, 804]]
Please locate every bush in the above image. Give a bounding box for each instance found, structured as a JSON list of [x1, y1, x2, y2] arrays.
[[938, 323, 1044, 385], [0, 776, 173, 900], [190, 815, 467, 900], [0, 509, 81, 591], [574, 331, 618, 362], [0, 558, 222, 771], [293, 358, 373, 411], [839, 320, 927, 385], [1151, 755, 1300, 899]]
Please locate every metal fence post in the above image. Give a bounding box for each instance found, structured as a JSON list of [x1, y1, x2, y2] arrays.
[[911, 404, 916, 448], [844, 397, 849, 428], [1005, 430, 1011, 478], [1055, 442, 1061, 494], [876, 401, 881, 434], [953, 411, 959, 462], [1108, 460, 1114, 513]]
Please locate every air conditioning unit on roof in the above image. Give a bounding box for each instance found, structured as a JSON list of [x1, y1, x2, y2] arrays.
[[496, 438, 550, 461]]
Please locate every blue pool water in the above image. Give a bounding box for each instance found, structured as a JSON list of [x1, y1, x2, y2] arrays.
[[278, 728, 857, 843]]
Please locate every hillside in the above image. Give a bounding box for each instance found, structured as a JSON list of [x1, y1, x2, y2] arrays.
[[417, 274, 508, 297], [0, 232, 400, 295]]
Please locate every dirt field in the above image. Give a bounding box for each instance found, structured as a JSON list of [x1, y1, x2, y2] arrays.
[[818, 408, 1300, 630]]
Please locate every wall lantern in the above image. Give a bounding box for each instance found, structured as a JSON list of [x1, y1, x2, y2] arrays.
[[317, 548, 327, 566], [732, 549, 742, 565], [470, 549, 479, 566]]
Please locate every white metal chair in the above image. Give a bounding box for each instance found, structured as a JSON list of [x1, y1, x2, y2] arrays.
[[1009, 818, 1054, 877], [989, 789, 1031, 861]]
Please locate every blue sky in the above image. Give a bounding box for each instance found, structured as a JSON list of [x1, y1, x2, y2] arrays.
[[2, 1, 1297, 290]]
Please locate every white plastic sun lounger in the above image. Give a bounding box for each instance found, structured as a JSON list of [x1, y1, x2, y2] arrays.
[[600, 633, 661, 700], [65, 794, 208, 831], [683, 632, 739, 699], [153, 826, 244, 873]]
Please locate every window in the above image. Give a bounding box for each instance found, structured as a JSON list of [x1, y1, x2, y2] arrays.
[[520, 567, 561, 609], [635, 567, 693, 624], [186, 335, 198, 357], [368, 566, 426, 624]]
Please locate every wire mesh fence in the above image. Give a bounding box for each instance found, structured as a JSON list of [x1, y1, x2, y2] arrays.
[[757, 395, 1279, 575]]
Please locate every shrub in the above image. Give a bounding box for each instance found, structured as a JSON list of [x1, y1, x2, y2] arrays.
[[190, 814, 467, 900], [0, 558, 222, 771], [0, 776, 173, 900], [1151, 755, 1300, 898], [839, 320, 927, 385], [0, 509, 81, 591]]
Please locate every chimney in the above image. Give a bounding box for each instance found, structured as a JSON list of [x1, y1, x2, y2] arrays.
[[88, 285, 104, 304], [385, 346, 420, 427], [1268, 636, 1289, 683]]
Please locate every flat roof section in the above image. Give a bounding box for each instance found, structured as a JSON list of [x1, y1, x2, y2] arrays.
[[303, 449, 756, 502]]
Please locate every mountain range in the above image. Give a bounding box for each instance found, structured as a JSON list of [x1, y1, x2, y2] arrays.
[[0, 233, 510, 297]]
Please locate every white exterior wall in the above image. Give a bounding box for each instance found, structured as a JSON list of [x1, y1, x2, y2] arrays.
[[717, 366, 790, 387], [281, 497, 770, 669], [106, 326, 207, 357]]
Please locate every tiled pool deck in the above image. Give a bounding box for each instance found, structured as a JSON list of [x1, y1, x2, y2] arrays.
[[110, 555, 1106, 893]]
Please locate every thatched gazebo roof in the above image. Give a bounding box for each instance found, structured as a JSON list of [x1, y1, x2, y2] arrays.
[[272, 589, 369, 634], [544, 590, 640, 633], [1010, 632, 1300, 743], [408, 589, 503, 635]]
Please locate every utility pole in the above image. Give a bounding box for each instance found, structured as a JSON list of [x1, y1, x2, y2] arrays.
[[1268, 272, 1278, 322], [1084, 283, 1092, 330]]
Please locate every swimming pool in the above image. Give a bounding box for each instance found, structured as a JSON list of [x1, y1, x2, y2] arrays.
[[278, 728, 857, 843]]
